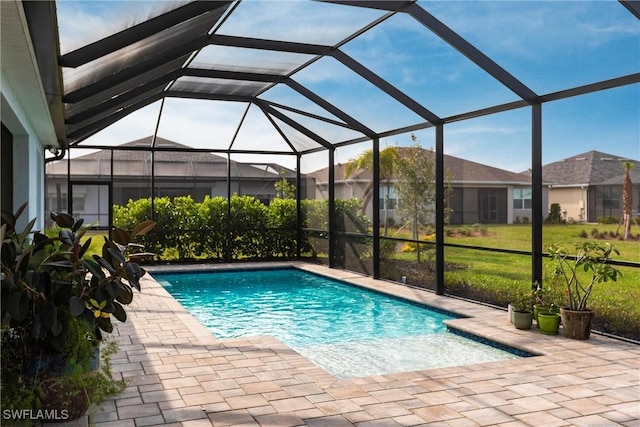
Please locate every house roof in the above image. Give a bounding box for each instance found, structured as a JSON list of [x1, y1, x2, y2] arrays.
[[600, 167, 640, 186], [45, 136, 296, 179], [541, 151, 640, 187], [309, 149, 531, 185]]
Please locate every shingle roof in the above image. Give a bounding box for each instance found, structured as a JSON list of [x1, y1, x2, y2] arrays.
[[46, 136, 296, 179], [308, 148, 531, 185], [542, 150, 639, 186], [74, 136, 228, 163]]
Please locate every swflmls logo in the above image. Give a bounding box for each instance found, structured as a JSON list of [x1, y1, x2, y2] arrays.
[[2, 409, 70, 421]]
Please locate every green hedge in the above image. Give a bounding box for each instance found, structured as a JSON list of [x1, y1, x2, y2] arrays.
[[113, 195, 369, 261]]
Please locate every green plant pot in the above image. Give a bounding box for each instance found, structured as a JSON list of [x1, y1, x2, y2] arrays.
[[512, 311, 533, 330], [537, 312, 561, 335], [533, 305, 545, 327]]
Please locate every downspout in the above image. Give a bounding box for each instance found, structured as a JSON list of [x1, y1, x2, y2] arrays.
[[44, 146, 66, 163]]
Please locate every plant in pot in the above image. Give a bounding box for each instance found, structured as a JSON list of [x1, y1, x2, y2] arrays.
[[1, 203, 155, 421], [532, 280, 563, 335], [510, 289, 534, 330], [548, 241, 622, 340]]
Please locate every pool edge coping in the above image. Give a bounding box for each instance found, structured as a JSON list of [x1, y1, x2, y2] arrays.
[[142, 261, 595, 371]]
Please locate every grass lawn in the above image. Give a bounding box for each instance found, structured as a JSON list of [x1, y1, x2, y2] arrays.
[[386, 223, 640, 340]]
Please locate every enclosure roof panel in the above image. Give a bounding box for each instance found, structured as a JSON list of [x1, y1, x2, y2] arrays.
[[42, 0, 639, 152]]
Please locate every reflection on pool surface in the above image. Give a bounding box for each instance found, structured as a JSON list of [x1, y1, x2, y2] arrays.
[[157, 268, 522, 378]]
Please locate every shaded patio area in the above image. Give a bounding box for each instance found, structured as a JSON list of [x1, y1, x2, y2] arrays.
[[91, 263, 639, 426]]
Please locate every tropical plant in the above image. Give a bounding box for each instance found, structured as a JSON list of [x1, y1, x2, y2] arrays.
[[344, 146, 399, 236], [548, 241, 622, 311], [1, 203, 155, 350], [1, 204, 153, 419]]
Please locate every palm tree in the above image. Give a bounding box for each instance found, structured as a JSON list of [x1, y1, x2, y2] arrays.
[[621, 161, 634, 240], [344, 146, 399, 236]]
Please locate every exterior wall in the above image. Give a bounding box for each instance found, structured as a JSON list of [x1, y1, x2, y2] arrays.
[[46, 167, 286, 220], [548, 187, 586, 222], [323, 180, 548, 226], [1, 72, 47, 230], [587, 184, 638, 222]]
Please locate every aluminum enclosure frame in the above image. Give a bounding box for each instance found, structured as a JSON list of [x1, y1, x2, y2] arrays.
[[33, 0, 640, 294]]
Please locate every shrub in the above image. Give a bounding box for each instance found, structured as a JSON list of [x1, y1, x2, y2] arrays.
[[198, 196, 228, 260], [546, 203, 565, 224], [267, 198, 298, 258], [471, 223, 488, 235], [597, 216, 618, 224], [379, 239, 397, 260]]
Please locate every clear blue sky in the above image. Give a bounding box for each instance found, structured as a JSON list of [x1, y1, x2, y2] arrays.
[[56, 0, 639, 173]]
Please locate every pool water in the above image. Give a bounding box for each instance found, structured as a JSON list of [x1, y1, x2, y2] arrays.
[[157, 268, 521, 378]]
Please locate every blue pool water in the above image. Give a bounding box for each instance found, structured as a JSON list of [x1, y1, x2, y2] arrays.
[[157, 268, 521, 378]]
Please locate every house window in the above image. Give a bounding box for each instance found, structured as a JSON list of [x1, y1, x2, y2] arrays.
[[379, 185, 397, 210], [602, 187, 620, 207], [72, 195, 85, 211], [513, 187, 532, 209]]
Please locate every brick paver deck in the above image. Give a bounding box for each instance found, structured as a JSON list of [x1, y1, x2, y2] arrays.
[[90, 263, 640, 427]]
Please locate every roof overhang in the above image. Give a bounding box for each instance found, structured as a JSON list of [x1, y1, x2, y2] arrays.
[[1, 0, 66, 148]]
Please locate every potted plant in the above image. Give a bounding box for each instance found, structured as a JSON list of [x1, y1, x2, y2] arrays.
[[532, 281, 563, 334], [1, 203, 155, 420], [510, 289, 534, 330], [548, 241, 622, 339], [537, 310, 561, 335]]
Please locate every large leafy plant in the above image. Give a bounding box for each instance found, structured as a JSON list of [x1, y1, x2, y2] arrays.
[[548, 241, 622, 312], [1, 203, 155, 352]]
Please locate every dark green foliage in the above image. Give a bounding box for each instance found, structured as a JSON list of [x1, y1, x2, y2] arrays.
[[1, 204, 155, 349], [1, 205, 150, 419], [267, 198, 300, 258], [546, 203, 566, 224], [597, 216, 619, 224], [113, 195, 370, 262], [197, 196, 228, 259]]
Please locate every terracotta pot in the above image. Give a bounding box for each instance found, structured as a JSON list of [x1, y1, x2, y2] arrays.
[[560, 307, 593, 340]]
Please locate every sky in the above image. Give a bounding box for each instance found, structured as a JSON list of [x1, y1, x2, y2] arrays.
[[55, 0, 640, 174]]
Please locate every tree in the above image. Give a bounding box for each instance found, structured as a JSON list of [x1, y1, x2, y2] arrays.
[[444, 166, 455, 226], [274, 170, 296, 199], [394, 135, 436, 240], [621, 161, 634, 240], [344, 146, 399, 236]]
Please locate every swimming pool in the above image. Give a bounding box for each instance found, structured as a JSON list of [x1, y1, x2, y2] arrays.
[[156, 268, 523, 378]]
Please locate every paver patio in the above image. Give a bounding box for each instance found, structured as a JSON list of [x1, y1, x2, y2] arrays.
[[90, 262, 639, 427]]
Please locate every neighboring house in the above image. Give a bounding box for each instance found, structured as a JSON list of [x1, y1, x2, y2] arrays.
[[542, 151, 640, 223], [308, 151, 547, 225], [45, 137, 298, 225]]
